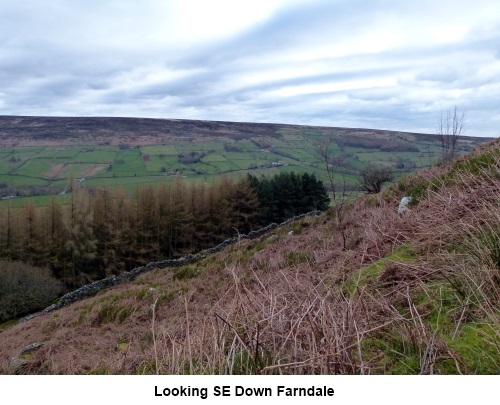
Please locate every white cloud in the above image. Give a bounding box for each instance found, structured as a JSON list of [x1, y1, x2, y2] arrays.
[[0, 0, 499, 136]]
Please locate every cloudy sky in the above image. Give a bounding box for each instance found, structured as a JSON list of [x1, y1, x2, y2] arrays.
[[1, 0, 499, 136]]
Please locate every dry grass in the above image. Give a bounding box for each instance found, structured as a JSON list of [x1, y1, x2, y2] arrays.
[[0, 141, 498, 374]]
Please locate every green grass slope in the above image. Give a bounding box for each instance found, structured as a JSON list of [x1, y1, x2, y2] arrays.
[[0, 116, 492, 204], [0, 139, 498, 374]]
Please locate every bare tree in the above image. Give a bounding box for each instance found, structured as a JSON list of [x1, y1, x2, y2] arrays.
[[318, 135, 355, 250], [359, 165, 394, 194], [318, 135, 339, 200], [437, 105, 466, 165]]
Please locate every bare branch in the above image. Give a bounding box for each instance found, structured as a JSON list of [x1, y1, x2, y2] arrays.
[[437, 105, 466, 165]]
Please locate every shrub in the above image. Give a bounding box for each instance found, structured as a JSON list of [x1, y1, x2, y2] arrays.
[[178, 151, 205, 164], [358, 165, 394, 194], [0, 261, 62, 322]]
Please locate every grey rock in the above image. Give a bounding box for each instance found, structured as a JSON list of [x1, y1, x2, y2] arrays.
[[266, 235, 279, 242], [20, 342, 44, 355], [8, 357, 30, 375]]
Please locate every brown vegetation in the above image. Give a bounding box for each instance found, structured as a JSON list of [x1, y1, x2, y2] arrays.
[[358, 165, 394, 194], [46, 163, 65, 179], [81, 164, 108, 178], [0, 140, 498, 374], [0, 177, 260, 288], [0, 115, 489, 148]]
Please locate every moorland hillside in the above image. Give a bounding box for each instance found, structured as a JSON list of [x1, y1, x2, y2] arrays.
[[0, 137, 498, 374], [0, 116, 491, 200]]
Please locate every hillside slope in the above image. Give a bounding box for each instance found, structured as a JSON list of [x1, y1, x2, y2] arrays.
[[0, 139, 499, 374], [0, 115, 458, 145], [0, 115, 492, 202]]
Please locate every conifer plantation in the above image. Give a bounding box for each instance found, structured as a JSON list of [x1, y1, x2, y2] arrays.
[[0, 172, 328, 296]]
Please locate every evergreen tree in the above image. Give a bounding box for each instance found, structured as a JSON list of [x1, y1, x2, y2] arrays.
[[300, 173, 330, 211], [248, 171, 329, 224], [247, 174, 273, 225]]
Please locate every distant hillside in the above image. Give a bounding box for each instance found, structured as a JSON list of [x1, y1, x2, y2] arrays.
[[0, 115, 488, 145], [0, 116, 284, 145], [0, 115, 493, 202], [1, 137, 498, 375]]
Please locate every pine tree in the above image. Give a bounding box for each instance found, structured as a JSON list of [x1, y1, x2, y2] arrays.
[[248, 171, 329, 224], [300, 173, 330, 211]]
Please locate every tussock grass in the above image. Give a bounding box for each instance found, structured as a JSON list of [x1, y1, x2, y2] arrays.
[[0, 139, 498, 374]]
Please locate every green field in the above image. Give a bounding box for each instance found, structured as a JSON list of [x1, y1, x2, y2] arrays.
[[69, 150, 117, 163], [0, 124, 486, 206]]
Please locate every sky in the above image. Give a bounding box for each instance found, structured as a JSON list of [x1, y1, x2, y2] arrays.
[[0, 0, 499, 137]]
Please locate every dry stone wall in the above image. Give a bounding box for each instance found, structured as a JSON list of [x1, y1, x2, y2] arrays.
[[20, 210, 321, 322]]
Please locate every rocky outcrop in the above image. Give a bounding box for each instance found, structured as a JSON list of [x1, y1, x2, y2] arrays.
[[7, 342, 44, 374]]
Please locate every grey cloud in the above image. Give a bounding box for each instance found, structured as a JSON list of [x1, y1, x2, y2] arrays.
[[0, 0, 499, 136]]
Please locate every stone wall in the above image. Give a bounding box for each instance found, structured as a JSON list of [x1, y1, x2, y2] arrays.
[[20, 210, 321, 322]]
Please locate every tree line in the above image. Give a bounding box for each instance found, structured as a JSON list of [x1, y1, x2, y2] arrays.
[[0, 172, 329, 290], [247, 172, 330, 225]]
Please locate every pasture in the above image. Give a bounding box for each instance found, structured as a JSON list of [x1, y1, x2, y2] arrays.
[[0, 117, 488, 206]]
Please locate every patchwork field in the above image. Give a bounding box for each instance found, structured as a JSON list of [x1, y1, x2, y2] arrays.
[[0, 116, 492, 205]]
